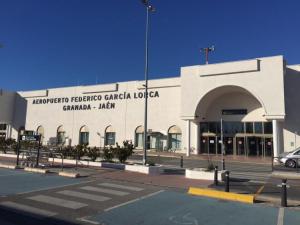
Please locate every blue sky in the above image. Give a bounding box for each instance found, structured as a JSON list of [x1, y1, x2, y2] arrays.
[[1, 0, 300, 91]]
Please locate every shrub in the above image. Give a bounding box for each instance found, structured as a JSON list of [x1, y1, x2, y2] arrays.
[[113, 141, 134, 163], [0, 138, 17, 153], [75, 144, 89, 159], [87, 147, 100, 161], [147, 160, 156, 166], [58, 146, 74, 159], [103, 147, 114, 162], [206, 162, 215, 171]]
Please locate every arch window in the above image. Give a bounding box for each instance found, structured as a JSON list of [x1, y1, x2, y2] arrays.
[[135, 126, 144, 148], [105, 126, 116, 146], [57, 126, 65, 145], [79, 126, 89, 145], [168, 125, 182, 150]]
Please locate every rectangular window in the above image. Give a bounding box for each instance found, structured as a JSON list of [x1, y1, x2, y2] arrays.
[[208, 122, 218, 133], [200, 122, 209, 133], [105, 132, 116, 146], [0, 124, 7, 130], [264, 122, 273, 134], [245, 122, 254, 133], [254, 122, 263, 134]]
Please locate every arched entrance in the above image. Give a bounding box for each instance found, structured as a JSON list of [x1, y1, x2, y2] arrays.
[[195, 86, 273, 157]]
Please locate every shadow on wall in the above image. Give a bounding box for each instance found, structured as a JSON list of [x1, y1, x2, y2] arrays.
[[12, 92, 27, 133], [283, 67, 300, 148]]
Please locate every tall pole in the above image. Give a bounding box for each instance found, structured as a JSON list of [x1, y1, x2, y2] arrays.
[[142, 0, 155, 165], [221, 118, 225, 170], [295, 131, 298, 149], [205, 48, 209, 65], [201, 46, 215, 65]]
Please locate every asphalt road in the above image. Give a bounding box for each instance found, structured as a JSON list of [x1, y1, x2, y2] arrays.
[[0, 168, 162, 225], [0, 168, 300, 225], [130, 154, 299, 182]]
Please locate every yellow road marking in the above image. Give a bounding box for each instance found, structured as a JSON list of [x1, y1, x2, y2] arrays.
[[188, 187, 254, 204]]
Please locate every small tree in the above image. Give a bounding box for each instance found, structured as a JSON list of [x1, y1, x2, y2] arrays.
[[0, 138, 17, 154], [114, 141, 134, 163], [58, 146, 73, 159], [75, 144, 88, 160], [103, 147, 114, 162], [87, 147, 100, 161]]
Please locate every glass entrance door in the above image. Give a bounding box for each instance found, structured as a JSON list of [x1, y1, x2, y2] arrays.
[[224, 137, 233, 155], [247, 137, 264, 156], [236, 137, 246, 155], [265, 138, 273, 156], [200, 136, 217, 154]]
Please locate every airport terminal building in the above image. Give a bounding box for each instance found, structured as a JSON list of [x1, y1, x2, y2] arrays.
[[1, 55, 300, 158]]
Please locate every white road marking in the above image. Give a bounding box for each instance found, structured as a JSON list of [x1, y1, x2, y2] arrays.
[[17, 179, 96, 196], [169, 212, 199, 225], [277, 207, 284, 225], [57, 190, 111, 202], [104, 190, 165, 212], [28, 195, 87, 209], [98, 182, 144, 191], [77, 217, 100, 225], [80, 186, 129, 196], [0, 201, 57, 217]]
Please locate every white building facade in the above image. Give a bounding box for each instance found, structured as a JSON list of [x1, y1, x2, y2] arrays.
[[1, 55, 300, 158]]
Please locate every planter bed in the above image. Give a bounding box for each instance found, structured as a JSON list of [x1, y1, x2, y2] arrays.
[[125, 164, 163, 175], [185, 168, 225, 181]]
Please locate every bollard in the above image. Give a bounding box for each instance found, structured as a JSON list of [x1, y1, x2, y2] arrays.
[[281, 178, 287, 207], [222, 158, 225, 171], [225, 171, 230, 192], [214, 166, 218, 186], [180, 156, 183, 168]]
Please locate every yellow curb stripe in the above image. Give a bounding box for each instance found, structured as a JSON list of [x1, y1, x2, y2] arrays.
[[188, 187, 254, 204]]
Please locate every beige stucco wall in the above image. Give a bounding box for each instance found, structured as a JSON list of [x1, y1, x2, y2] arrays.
[[181, 55, 286, 121], [18, 78, 185, 148], [282, 65, 300, 152], [2, 55, 297, 155], [0, 90, 27, 140]]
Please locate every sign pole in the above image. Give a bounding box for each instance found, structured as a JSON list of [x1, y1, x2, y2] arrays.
[[16, 135, 21, 166], [35, 135, 41, 168]]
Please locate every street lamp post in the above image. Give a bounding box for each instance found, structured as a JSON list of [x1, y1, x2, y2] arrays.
[[97, 132, 101, 149], [141, 0, 155, 165], [221, 118, 225, 170]]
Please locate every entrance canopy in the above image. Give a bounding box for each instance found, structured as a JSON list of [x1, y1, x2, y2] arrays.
[[195, 85, 267, 122]]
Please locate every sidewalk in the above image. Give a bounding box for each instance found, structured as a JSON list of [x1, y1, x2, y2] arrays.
[[1, 154, 300, 208], [133, 150, 273, 165]]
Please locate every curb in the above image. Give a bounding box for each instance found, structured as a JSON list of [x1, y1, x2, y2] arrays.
[[24, 167, 50, 174], [58, 171, 80, 178], [271, 171, 300, 180], [256, 194, 300, 206], [188, 187, 254, 204], [0, 163, 19, 169]]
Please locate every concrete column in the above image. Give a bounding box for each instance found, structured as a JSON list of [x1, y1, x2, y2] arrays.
[[186, 120, 191, 157], [272, 120, 279, 157], [195, 123, 200, 154]]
